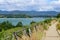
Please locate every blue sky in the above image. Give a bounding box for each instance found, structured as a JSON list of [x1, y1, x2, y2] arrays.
[[0, 0, 60, 11]]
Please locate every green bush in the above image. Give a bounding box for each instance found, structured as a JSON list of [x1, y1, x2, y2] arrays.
[[56, 13, 60, 18], [26, 28, 30, 37], [16, 22, 23, 27], [0, 27, 23, 40], [0, 21, 14, 31]]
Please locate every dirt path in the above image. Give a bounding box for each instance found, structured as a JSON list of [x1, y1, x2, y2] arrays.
[[42, 22, 60, 40]]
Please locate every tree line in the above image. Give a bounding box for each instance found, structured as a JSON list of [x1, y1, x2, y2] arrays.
[[0, 21, 23, 32]]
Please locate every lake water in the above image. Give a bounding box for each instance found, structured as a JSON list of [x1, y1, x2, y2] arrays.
[[0, 18, 46, 26]]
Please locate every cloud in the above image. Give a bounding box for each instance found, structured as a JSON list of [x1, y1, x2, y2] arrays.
[[38, 6, 54, 11], [0, 0, 60, 11], [50, 0, 60, 11]]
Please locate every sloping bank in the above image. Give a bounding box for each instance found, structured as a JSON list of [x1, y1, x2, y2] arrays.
[[0, 18, 52, 40]]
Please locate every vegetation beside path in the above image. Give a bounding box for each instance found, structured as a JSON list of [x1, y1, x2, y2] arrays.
[[0, 18, 52, 40]]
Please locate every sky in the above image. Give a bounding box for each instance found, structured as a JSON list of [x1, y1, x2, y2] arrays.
[[0, 0, 60, 11]]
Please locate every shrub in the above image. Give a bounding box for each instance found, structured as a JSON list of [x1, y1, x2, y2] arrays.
[[0, 21, 14, 31], [16, 22, 23, 27]]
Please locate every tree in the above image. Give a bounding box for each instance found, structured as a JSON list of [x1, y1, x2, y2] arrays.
[[56, 13, 60, 18], [0, 21, 13, 30], [16, 22, 23, 27], [30, 21, 36, 24]]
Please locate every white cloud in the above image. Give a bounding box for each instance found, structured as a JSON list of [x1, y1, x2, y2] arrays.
[[0, 0, 48, 11], [50, 0, 60, 11], [38, 6, 54, 11], [0, 0, 60, 11]]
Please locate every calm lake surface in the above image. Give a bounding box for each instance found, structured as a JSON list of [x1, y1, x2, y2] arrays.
[[0, 18, 47, 26]]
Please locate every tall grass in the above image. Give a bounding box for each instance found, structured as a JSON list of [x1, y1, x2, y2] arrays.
[[0, 18, 52, 40]]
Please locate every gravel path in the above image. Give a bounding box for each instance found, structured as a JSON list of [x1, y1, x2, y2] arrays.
[[42, 22, 60, 40]]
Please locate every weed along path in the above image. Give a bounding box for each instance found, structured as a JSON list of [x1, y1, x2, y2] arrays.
[[42, 21, 60, 40]]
